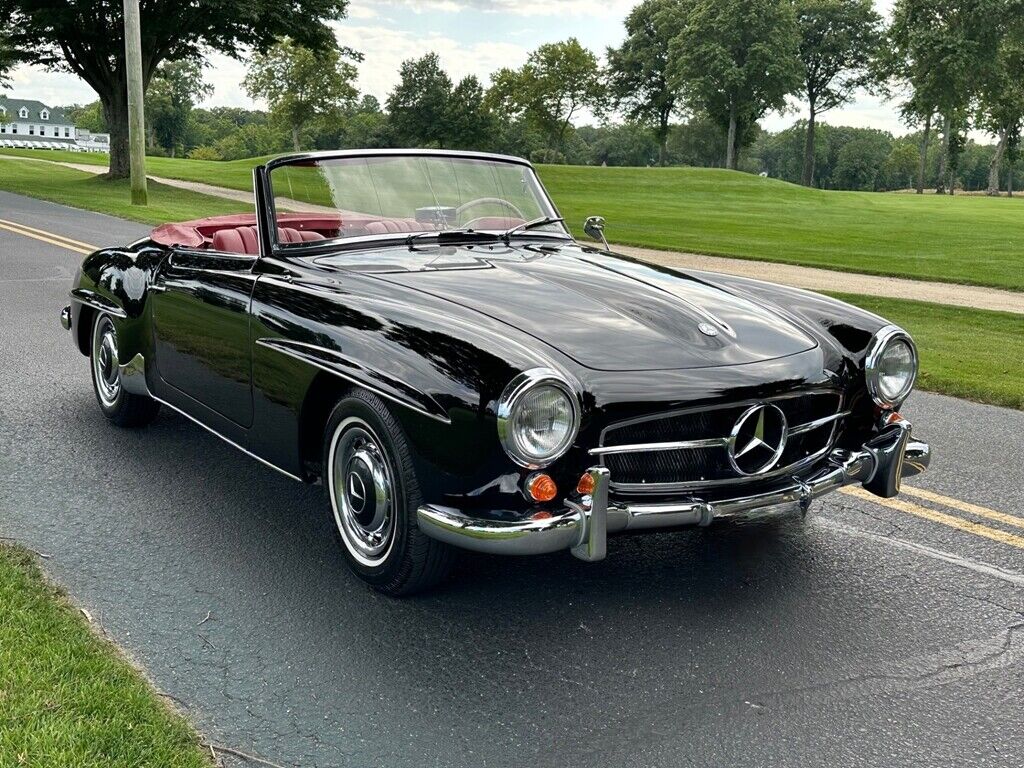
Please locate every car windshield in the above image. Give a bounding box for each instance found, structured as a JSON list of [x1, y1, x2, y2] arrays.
[[268, 154, 568, 246]]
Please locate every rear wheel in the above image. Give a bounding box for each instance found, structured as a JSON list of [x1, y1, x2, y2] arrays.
[[90, 313, 160, 428], [323, 391, 456, 595]]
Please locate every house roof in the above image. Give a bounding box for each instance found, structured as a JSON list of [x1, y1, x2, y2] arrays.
[[0, 97, 72, 124]]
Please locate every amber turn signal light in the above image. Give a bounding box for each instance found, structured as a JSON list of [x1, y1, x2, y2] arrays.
[[576, 472, 595, 496], [526, 473, 558, 503]]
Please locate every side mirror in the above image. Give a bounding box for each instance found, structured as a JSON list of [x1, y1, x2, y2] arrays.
[[584, 216, 610, 251]]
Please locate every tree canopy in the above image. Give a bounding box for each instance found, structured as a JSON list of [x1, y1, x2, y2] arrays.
[[244, 37, 359, 151], [669, 0, 802, 169], [489, 38, 603, 159], [0, 0, 349, 176], [794, 0, 882, 185], [605, 0, 689, 165], [146, 59, 212, 157], [386, 53, 454, 148]]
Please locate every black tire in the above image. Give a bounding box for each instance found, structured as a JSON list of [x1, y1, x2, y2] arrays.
[[89, 312, 160, 428], [323, 390, 456, 596]]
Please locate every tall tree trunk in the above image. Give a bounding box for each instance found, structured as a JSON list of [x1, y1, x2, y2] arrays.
[[291, 125, 300, 152], [801, 104, 817, 187], [99, 78, 130, 179], [987, 128, 1007, 196], [936, 114, 949, 194], [1009, 163, 1014, 197], [916, 112, 931, 194], [726, 103, 738, 170]]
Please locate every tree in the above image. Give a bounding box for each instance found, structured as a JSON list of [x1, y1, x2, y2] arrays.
[[1, 0, 348, 178], [386, 53, 453, 148], [883, 141, 920, 190], [885, 0, 1005, 194], [444, 76, 495, 150], [245, 38, 359, 152], [669, 0, 802, 170], [0, 29, 18, 87], [794, 0, 882, 186], [977, 24, 1024, 194], [605, 0, 689, 166], [488, 39, 603, 158], [146, 59, 211, 157]]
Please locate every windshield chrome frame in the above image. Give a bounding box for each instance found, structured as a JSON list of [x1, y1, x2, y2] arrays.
[[261, 149, 572, 253]]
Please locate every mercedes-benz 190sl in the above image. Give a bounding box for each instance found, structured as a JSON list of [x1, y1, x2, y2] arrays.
[[61, 150, 930, 595]]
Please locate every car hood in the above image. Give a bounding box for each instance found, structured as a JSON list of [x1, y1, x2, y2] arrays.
[[348, 243, 818, 372]]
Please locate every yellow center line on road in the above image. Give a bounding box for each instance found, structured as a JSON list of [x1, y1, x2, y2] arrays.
[[0, 218, 96, 254], [840, 486, 1024, 550], [899, 485, 1024, 531]]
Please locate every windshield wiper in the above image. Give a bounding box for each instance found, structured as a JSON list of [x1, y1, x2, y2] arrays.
[[501, 216, 566, 243], [406, 228, 502, 250]]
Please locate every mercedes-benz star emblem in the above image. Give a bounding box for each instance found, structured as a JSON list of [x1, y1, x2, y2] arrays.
[[347, 472, 367, 514], [728, 403, 788, 476]]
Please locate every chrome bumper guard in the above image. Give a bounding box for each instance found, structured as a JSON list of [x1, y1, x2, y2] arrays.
[[417, 417, 931, 563]]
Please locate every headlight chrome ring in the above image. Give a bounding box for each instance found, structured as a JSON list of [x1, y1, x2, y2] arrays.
[[497, 368, 581, 469], [865, 324, 918, 409]]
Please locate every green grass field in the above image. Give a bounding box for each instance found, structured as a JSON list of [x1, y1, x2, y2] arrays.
[[4, 148, 1024, 290], [0, 545, 210, 767], [0, 157, 250, 224], [828, 293, 1024, 410]]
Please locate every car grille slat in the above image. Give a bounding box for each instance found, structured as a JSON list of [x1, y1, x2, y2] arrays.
[[598, 391, 844, 492]]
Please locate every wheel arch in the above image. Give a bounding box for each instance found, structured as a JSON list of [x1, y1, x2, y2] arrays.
[[298, 371, 353, 482]]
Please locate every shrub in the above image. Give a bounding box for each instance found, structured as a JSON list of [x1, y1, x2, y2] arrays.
[[187, 146, 223, 161]]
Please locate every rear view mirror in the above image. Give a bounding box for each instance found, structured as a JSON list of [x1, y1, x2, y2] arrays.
[[584, 216, 609, 251]]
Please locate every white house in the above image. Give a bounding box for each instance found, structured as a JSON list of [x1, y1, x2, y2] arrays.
[[0, 96, 110, 153]]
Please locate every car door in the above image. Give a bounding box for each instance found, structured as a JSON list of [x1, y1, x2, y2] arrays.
[[150, 248, 257, 432]]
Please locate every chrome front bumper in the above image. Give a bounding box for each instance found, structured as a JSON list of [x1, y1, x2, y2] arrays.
[[417, 416, 931, 562]]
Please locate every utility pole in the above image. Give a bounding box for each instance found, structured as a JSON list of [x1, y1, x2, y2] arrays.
[[123, 0, 148, 205]]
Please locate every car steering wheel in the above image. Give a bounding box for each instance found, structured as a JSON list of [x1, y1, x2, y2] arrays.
[[456, 197, 526, 224]]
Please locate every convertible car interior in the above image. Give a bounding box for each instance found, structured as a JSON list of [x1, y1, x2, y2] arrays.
[[149, 213, 529, 255]]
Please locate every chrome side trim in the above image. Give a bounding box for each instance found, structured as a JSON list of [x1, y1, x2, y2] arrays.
[[255, 337, 451, 424], [589, 437, 728, 456], [118, 352, 150, 396], [69, 288, 127, 318], [788, 410, 852, 436], [151, 394, 304, 483]]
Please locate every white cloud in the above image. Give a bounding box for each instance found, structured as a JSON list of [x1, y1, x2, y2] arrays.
[[375, 0, 635, 16], [332, 22, 529, 101]]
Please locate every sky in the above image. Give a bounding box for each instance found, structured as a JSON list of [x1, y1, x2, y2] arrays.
[[5, 0, 920, 138]]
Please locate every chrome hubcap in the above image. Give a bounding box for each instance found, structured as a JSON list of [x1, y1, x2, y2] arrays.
[[92, 315, 121, 407], [329, 420, 396, 567]]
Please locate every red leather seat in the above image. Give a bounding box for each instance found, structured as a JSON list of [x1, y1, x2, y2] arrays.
[[211, 226, 324, 254]]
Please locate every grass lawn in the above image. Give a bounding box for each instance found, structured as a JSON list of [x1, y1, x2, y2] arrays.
[[0, 544, 210, 767], [829, 293, 1024, 410], [0, 157, 250, 225], [3, 149, 1024, 291]]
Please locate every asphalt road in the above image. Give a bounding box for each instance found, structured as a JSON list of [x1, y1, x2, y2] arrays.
[[1, 191, 1023, 768]]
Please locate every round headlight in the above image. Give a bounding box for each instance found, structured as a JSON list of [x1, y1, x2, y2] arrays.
[[498, 369, 580, 468], [866, 326, 918, 408]]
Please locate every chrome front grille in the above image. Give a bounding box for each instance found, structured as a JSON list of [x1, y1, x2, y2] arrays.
[[593, 391, 847, 494]]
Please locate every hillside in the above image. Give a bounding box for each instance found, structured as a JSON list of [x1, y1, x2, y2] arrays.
[[3, 149, 1023, 290]]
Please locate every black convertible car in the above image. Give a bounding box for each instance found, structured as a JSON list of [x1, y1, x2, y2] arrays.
[[61, 149, 930, 595]]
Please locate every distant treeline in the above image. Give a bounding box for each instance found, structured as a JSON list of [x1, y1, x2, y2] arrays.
[[61, 97, 1012, 194]]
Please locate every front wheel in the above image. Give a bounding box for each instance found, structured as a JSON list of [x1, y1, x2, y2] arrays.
[[90, 313, 160, 428], [323, 391, 456, 596]]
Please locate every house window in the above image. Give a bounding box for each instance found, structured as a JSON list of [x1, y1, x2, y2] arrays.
[[28, 125, 34, 135], [11, 124, 16, 134], [19, 107, 28, 119], [0, 125, 5, 133], [40, 109, 49, 120], [64, 127, 71, 137]]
